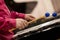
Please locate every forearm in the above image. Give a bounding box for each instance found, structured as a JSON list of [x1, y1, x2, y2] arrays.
[[0, 17, 16, 31], [11, 11, 25, 19]]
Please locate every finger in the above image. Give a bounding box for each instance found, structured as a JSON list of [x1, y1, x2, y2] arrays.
[[28, 17, 35, 21], [18, 20, 25, 29], [20, 20, 25, 29], [24, 20, 28, 27], [29, 15, 35, 18], [20, 20, 28, 29], [22, 20, 28, 28]]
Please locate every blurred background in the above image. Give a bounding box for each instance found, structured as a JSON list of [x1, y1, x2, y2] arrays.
[[4, 0, 60, 40], [5, 0, 37, 14]]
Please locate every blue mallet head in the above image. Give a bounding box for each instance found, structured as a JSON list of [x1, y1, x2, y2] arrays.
[[45, 12, 50, 17], [52, 12, 57, 17]]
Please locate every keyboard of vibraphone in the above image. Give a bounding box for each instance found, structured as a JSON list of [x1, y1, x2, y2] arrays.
[[13, 15, 60, 34], [13, 15, 60, 40]]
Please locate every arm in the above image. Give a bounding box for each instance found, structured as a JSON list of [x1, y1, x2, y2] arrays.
[[11, 11, 25, 19], [0, 0, 16, 31], [0, 17, 16, 31], [0, 0, 28, 32], [11, 11, 35, 21]]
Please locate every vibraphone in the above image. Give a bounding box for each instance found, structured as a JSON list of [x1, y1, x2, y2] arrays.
[[13, 15, 60, 40]]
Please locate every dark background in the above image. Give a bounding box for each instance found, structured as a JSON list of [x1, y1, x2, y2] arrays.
[[5, 0, 26, 13]]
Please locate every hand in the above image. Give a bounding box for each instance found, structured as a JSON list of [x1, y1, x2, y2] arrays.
[[25, 14, 35, 21], [16, 19, 28, 29]]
